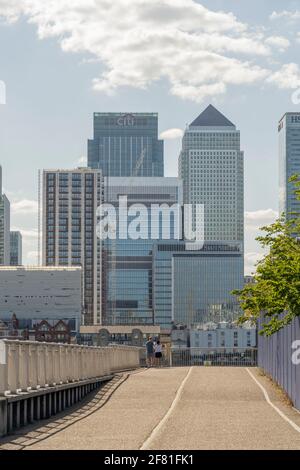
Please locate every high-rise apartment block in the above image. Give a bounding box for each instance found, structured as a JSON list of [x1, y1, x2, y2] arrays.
[[88, 113, 164, 177], [10, 231, 22, 266], [278, 112, 300, 218], [179, 105, 244, 244], [42, 168, 103, 325], [0, 166, 10, 265]]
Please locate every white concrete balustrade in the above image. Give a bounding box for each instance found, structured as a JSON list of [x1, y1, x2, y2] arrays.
[[0, 340, 141, 395]]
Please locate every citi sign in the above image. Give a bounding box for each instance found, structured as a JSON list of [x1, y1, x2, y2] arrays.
[[291, 115, 300, 124], [117, 114, 136, 127]]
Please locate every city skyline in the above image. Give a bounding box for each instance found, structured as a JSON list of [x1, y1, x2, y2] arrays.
[[1, 1, 300, 274]]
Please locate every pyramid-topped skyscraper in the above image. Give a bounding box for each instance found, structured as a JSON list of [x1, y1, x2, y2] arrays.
[[179, 104, 244, 246], [190, 104, 235, 128]]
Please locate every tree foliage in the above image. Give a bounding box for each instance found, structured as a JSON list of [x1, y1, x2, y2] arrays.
[[233, 176, 300, 336]]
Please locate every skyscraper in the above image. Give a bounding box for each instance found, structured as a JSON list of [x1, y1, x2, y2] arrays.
[[102, 177, 182, 325], [88, 113, 164, 177], [179, 105, 244, 244], [42, 168, 103, 325], [10, 231, 22, 266], [153, 241, 243, 329], [0, 166, 10, 265], [278, 112, 300, 218]]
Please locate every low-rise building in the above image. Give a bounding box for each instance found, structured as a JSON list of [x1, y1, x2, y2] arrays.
[[79, 324, 161, 346], [190, 321, 257, 349], [0, 266, 82, 338]]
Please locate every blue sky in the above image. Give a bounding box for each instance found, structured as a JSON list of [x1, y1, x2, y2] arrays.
[[0, 0, 300, 272]]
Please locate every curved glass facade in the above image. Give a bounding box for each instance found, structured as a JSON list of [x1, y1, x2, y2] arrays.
[[102, 177, 182, 325]]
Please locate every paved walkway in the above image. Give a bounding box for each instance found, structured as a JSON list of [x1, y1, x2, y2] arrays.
[[1, 367, 300, 450]]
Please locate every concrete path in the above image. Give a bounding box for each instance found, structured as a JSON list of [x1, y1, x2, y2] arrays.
[[1, 367, 300, 450]]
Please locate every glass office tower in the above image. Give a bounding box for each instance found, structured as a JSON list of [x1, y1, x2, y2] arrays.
[[102, 177, 182, 325], [279, 113, 300, 218], [88, 113, 164, 177], [10, 231, 22, 266], [153, 241, 243, 329], [179, 104, 244, 244], [42, 169, 103, 325]]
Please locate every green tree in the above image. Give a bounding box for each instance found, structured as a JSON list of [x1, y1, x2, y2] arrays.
[[233, 176, 300, 336]]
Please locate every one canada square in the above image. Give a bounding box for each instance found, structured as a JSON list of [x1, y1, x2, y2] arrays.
[[179, 104, 244, 246], [178, 104, 244, 311]]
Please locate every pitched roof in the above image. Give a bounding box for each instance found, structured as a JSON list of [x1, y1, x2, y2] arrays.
[[190, 104, 235, 127]]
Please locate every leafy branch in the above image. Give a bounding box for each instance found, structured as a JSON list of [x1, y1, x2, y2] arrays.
[[233, 176, 300, 336]]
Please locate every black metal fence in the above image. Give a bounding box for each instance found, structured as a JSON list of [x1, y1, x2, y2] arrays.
[[140, 348, 257, 368], [258, 316, 300, 411]]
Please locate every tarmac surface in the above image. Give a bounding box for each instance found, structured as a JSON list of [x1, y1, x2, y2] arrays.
[[1, 367, 300, 450]]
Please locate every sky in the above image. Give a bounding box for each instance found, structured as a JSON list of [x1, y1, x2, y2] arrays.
[[0, 0, 300, 273]]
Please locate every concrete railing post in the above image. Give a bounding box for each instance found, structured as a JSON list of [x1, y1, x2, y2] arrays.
[[0, 340, 8, 395], [37, 343, 47, 388], [28, 342, 38, 390], [52, 343, 60, 385], [18, 342, 30, 392], [7, 342, 19, 394], [45, 343, 55, 387], [1, 341, 140, 397]]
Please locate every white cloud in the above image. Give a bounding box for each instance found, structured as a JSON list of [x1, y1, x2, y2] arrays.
[[11, 199, 38, 215], [77, 155, 87, 166], [245, 208, 278, 222], [265, 35, 290, 52], [11, 227, 38, 239], [26, 251, 38, 265], [160, 128, 184, 140], [244, 209, 278, 275], [0, 0, 297, 102], [267, 63, 300, 89], [270, 10, 300, 21]]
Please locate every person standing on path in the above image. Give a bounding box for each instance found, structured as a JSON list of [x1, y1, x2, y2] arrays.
[[146, 337, 155, 367], [154, 340, 163, 367]]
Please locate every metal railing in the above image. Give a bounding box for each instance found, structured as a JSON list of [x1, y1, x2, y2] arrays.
[[0, 340, 141, 396], [170, 348, 257, 367], [139, 347, 257, 368]]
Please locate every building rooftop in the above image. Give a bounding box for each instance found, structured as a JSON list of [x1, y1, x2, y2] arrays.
[[190, 104, 235, 127], [0, 266, 82, 271]]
